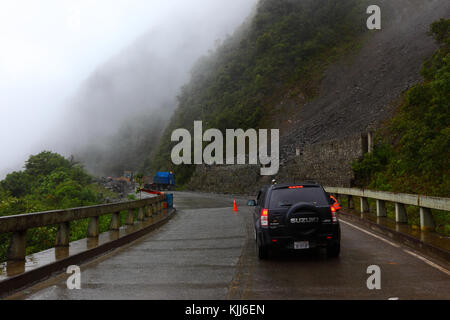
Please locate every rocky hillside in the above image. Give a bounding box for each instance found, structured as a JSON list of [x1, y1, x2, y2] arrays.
[[353, 18, 450, 198], [279, 0, 449, 160], [149, 0, 371, 182], [148, 0, 449, 189]]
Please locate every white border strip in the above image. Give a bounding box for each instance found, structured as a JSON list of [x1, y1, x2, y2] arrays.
[[340, 219, 400, 248], [403, 249, 450, 276]]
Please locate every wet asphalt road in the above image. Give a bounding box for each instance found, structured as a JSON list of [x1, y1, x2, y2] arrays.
[[9, 192, 450, 300]]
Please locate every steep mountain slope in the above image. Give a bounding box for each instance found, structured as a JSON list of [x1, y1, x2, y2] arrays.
[[148, 0, 449, 185], [149, 0, 372, 182], [50, 2, 259, 177], [353, 18, 450, 198], [279, 0, 450, 157], [53, 28, 193, 176]]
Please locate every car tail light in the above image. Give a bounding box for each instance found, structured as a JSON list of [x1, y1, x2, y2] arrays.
[[330, 206, 338, 223], [261, 208, 269, 227], [330, 195, 341, 211], [334, 204, 341, 210], [289, 186, 304, 189]]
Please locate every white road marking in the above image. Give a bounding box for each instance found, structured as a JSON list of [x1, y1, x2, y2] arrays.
[[340, 219, 400, 248], [403, 249, 450, 276], [340, 219, 450, 276]]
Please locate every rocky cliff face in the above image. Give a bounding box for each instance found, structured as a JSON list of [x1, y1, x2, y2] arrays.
[[187, 133, 365, 194]]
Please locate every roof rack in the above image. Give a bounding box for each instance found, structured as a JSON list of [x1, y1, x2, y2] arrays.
[[303, 180, 320, 184], [271, 182, 322, 189]]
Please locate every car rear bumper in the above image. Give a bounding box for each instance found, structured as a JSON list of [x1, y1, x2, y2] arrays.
[[259, 225, 340, 249]]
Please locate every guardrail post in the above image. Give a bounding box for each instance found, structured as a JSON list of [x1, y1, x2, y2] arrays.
[[110, 212, 121, 230], [144, 205, 150, 218], [55, 222, 70, 247], [395, 203, 408, 223], [7, 230, 27, 261], [126, 209, 135, 225], [88, 217, 99, 237], [420, 207, 435, 231], [137, 207, 145, 221], [149, 205, 154, 217], [376, 200, 387, 217], [347, 195, 354, 209], [361, 133, 368, 154], [368, 131, 374, 153], [360, 197, 370, 213]]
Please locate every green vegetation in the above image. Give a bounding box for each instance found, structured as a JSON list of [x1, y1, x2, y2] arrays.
[[353, 18, 450, 234], [0, 151, 118, 261], [148, 0, 370, 184]]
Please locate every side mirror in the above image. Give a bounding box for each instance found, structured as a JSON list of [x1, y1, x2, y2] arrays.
[[247, 200, 257, 207]]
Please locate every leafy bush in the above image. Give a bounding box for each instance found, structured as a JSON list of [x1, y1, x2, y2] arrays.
[[0, 151, 115, 261]]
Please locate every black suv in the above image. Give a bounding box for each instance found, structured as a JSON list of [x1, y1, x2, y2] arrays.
[[248, 183, 341, 259]]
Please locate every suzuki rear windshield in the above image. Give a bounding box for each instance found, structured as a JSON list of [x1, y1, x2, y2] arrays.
[[269, 187, 329, 209]]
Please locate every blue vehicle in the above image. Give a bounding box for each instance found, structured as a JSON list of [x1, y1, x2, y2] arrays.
[[150, 172, 176, 191]]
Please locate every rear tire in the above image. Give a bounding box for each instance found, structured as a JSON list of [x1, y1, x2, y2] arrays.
[[256, 234, 269, 260], [326, 242, 340, 258]]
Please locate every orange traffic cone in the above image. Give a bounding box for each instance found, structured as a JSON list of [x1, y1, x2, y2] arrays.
[[233, 199, 238, 212]]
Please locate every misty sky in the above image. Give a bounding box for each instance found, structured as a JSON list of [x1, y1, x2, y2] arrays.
[[0, 0, 258, 178]]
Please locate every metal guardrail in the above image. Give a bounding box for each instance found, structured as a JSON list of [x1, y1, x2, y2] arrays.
[[324, 187, 449, 231], [0, 195, 165, 262]]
